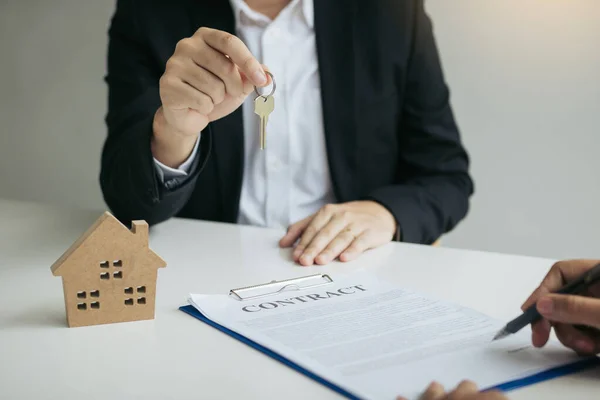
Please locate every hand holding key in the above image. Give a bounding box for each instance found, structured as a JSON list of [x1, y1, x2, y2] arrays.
[[158, 27, 271, 135], [153, 27, 271, 167], [253, 72, 276, 149]]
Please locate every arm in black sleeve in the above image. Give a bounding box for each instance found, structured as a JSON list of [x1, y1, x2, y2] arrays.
[[367, 0, 474, 244], [100, 0, 210, 226]]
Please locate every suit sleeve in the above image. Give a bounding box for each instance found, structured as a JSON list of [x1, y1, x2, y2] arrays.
[[367, 0, 474, 244], [100, 0, 210, 226]]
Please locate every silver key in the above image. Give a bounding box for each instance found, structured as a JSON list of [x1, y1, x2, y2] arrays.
[[253, 71, 276, 150], [254, 95, 274, 149]]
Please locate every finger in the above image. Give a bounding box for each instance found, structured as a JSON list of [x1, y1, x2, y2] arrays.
[[293, 205, 336, 262], [537, 294, 600, 329], [298, 214, 350, 266], [178, 61, 226, 105], [554, 323, 598, 355], [193, 44, 246, 98], [160, 75, 214, 114], [447, 380, 478, 400], [521, 264, 569, 311], [315, 227, 358, 265], [200, 27, 267, 86], [521, 260, 587, 311], [279, 216, 311, 248], [527, 260, 600, 309], [531, 318, 552, 348], [418, 381, 446, 400], [555, 259, 600, 281], [478, 390, 509, 400], [238, 63, 272, 98], [339, 230, 374, 262], [173, 38, 246, 99], [521, 285, 550, 311]]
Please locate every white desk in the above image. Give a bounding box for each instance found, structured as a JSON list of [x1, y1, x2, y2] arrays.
[[0, 199, 598, 399]]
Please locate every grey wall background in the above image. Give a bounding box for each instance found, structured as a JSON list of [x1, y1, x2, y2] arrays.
[[0, 0, 598, 261]]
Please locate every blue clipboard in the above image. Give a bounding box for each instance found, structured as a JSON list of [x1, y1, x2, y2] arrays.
[[179, 304, 362, 399], [179, 304, 600, 399]]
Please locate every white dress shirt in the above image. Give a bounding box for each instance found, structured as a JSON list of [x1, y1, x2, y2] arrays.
[[154, 0, 335, 230]]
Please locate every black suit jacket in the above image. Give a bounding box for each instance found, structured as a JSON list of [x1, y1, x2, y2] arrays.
[[100, 0, 474, 244]]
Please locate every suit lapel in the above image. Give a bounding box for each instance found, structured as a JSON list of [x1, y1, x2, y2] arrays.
[[314, 0, 358, 202], [188, 0, 245, 222]]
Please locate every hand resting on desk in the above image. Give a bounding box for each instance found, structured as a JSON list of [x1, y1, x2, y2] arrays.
[[278, 201, 397, 266]]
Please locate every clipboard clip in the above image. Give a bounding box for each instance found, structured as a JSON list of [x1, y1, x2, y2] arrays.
[[229, 273, 334, 301]]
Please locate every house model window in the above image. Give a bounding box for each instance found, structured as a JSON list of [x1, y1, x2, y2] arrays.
[[50, 212, 167, 328]]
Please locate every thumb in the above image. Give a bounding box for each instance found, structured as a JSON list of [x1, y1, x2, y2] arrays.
[[537, 294, 600, 328], [240, 64, 272, 96], [279, 216, 311, 248]]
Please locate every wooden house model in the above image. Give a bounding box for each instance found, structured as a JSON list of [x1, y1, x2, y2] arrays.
[[51, 212, 166, 327]]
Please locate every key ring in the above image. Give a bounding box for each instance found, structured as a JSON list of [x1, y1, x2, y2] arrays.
[[254, 71, 276, 99]]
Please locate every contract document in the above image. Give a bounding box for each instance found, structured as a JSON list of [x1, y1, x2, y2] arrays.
[[185, 272, 594, 400]]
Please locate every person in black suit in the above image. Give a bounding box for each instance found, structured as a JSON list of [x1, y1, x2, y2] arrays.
[[101, 0, 474, 266]]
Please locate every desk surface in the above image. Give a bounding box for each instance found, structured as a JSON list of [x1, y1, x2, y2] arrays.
[[0, 198, 598, 399]]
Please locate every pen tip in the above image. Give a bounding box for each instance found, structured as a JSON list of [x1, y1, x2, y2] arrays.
[[493, 329, 509, 341]]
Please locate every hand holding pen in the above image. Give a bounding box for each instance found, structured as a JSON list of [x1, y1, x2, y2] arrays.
[[496, 259, 600, 355], [399, 260, 600, 400]]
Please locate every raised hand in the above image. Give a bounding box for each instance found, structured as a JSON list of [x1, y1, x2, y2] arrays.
[[153, 27, 270, 167]]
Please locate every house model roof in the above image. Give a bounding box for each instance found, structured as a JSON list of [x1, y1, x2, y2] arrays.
[[51, 211, 166, 276]]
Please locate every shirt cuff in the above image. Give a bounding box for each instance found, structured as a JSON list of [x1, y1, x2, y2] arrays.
[[153, 134, 201, 184]]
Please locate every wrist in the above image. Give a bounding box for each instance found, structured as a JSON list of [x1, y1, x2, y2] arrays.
[[360, 200, 398, 239], [374, 202, 398, 238], [151, 107, 199, 168], [382, 211, 398, 240]]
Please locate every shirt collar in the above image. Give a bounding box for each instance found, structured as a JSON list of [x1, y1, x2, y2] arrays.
[[301, 0, 314, 28], [229, 0, 314, 29]]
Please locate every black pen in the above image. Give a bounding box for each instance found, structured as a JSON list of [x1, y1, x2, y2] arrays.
[[493, 262, 600, 341]]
